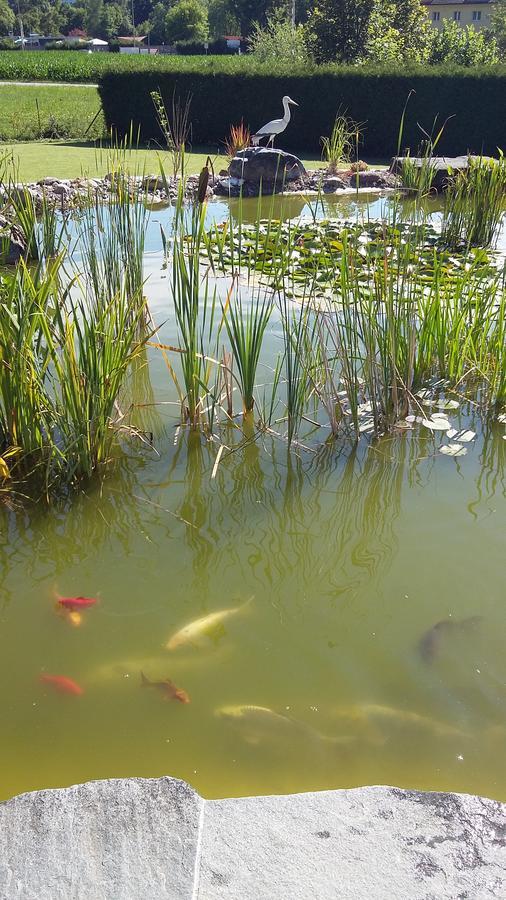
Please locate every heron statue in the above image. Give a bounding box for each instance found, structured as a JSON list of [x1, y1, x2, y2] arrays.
[[251, 96, 299, 148]]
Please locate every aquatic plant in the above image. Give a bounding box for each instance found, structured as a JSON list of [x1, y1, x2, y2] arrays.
[[224, 121, 251, 160], [78, 168, 148, 309], [221, 287, 272, 415], [441, 154, 506, 250], [150, 89, 191, 180], [321, 112, 361, 173], [167, 185, 217, 429], [202, 209, 506, 436]]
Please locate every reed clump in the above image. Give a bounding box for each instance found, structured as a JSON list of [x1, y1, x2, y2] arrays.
[[441, 154, 506, 250], [0, 164, 151, 497]]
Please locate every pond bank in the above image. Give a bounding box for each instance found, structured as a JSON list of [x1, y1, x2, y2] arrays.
[[0, 168, 398, 212], [1, 776, 505, 899]]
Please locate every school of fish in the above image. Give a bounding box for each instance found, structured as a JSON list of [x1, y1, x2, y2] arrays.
[[39, 590, 484, 759]]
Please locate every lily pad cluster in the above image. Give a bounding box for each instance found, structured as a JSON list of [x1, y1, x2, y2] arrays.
[[203, 218, 497, 295]]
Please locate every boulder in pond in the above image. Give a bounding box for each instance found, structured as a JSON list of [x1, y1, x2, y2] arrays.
[[228, 148, 306, 191]]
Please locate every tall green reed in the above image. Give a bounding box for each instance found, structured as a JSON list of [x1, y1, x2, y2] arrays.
[[441, 153, 506, 250]]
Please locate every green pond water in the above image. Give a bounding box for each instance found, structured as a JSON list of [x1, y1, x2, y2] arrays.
[[0, 194, 505, 802]]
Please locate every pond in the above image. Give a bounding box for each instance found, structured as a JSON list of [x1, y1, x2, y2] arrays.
[[0, 191, 505, 802]]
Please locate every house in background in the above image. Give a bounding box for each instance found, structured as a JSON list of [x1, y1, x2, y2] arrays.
[[422, 0, 495, 30]]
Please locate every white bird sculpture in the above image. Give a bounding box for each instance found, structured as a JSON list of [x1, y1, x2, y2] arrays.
[[251, 96, 299, 148]]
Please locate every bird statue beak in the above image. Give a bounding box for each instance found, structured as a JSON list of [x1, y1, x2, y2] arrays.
[[290, 100, 299, 106]]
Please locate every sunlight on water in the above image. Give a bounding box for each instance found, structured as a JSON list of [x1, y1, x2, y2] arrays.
[[0, 194, 505, 802]]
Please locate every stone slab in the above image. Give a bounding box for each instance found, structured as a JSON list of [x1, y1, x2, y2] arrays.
[[1, 778, 505, 900], [198, 785, 506, 899], [390, 154, 496, 191], [0, 776, 203, 900]]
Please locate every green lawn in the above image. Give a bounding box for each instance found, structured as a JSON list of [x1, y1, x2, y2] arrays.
[[2, 140, 327, 183], [0, 84, 105, 142]]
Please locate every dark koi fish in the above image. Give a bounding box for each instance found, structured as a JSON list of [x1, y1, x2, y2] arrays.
[[57, 596, 97, 611], [418, 616, 482, 663], [140, 671, 190, 704], [39, 674, 84, 696]]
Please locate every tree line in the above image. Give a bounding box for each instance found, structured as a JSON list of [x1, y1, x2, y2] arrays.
[[0, 0, 505, 64]]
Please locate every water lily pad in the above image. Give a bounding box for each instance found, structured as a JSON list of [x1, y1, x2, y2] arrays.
[[422, 418, 451, 431], [433, 400, 460, 410], [452, 430, 476, 443], [439, 443, 467, 457]]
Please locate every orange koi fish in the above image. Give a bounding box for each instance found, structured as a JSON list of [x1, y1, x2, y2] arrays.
[[39, 674, 84, 696], [56, 596, 97, 611]]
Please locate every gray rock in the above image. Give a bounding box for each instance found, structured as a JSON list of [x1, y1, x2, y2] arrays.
[[142, 174, 166, 192], [322, 175, 348, 193], [0, 214, 27, 264], [213, 176, 243, 198], [1, 778, 505, 899], [229, 148, 306, 187], [355, 170, 399, 189], [50, 182, 71, 197], [0, 776, 203, 900], [390, 155, 495, 192]]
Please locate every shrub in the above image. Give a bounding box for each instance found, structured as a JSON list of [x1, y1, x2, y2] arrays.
[[428, 21, 499, 66], [248, 11, 313, 67], [99, 64, 506, 156]]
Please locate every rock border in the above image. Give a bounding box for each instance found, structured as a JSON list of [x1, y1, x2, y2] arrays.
[[1, 777, 505, 899]]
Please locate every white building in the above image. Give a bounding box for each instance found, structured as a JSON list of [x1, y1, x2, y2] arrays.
[[422, 0, 495, 30]]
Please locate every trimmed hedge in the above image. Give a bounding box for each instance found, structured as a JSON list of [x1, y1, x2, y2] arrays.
[[99, 66, 506, 156]]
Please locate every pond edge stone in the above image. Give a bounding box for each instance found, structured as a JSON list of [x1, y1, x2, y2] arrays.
[[0, 777, 505, 899]]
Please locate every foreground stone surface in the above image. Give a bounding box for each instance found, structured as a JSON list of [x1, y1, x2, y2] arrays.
[[1, 778, 505, 899]]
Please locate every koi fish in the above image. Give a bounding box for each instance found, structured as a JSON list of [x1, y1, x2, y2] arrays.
[[56, 595, 97, 611], [332, 703, 467, 743], [66, 610, 83, 628], [215, 704, 353, 747], [418, 616, 482, 663], [39, 674, 84, 696], [166, 597, 253, 650], [141, 671, 190, 704]]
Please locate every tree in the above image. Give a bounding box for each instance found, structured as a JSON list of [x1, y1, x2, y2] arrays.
[[208, 0, 239, 39], [0, 0, 15, 34], [428, 20, 499, 66], [97, 1, 130, 38], [230, 0, 276, 37], [84, 0, 103, 35], [149, 0, 169, 42], [365, 0, 430, 63], [164, 0, 208, 43], [62, 6, 86, 34], [308, 0, 375, 63], [490, 0, 506, 56]]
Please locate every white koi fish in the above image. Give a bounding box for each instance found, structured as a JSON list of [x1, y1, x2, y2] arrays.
[[166, 597, 253, 650]]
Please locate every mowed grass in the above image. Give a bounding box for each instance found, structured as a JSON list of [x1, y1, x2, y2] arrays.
[[4, 141, 325, 181], [0, 84, 105, 141]]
